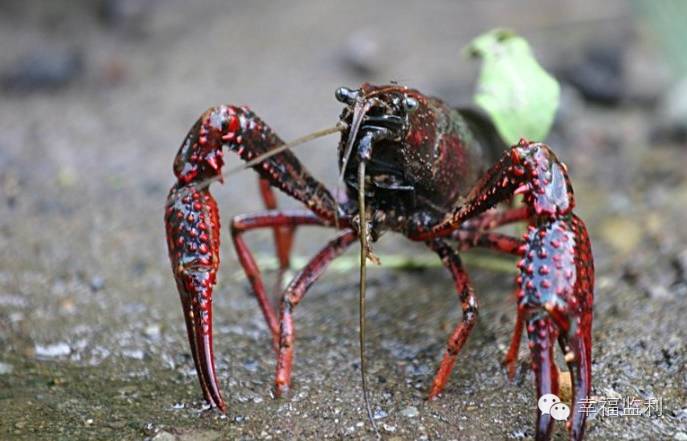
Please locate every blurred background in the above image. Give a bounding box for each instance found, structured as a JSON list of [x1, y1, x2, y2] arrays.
[[0, 1, 686, 440]]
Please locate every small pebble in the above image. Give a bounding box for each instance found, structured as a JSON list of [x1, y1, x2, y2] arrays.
[[243, 359, 259, 372], [151, 432, 176, 441], [675, 408, 687, 420], [400, 406, 419, 418], [144, 324, 161, 339], [35, 342, 71, 358], [90, 276, 105, 292], [0, 361, 13, 374], [382, 423, 396, 433], [373, 408, 388, 420], [106, 420, 127, 429], [121, 349, 145, 360], [674, 433, 687, 441], [117, 385, 139, 397], [511, 429, 528, 439]]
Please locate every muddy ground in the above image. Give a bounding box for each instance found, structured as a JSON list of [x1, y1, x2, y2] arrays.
[[0, 1, 686, 440]]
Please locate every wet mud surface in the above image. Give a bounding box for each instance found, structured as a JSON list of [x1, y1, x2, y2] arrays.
[[1, 1, 686, 440]]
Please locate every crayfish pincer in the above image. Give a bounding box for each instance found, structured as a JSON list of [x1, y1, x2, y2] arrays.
[[164, 83, 594, 440]]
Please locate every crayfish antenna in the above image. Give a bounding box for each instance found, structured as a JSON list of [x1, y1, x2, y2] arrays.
[[357, 160, 379, 437], [225, 123, 346, 177], [339, 100, 372, 186], [336, 99, 373, 230]]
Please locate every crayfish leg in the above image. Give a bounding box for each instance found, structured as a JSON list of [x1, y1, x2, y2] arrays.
[[502, 304, 525, 380], [425, 239, 479, 400], [258, 178, 296, 295]]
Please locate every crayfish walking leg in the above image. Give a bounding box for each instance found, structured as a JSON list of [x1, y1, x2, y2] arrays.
[[274, 230, 358, 396], [258, 178, 297, 294], [425, 239, 479, 399], [229, 210, 328, 347]]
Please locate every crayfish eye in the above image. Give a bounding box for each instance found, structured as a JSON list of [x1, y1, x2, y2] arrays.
[[335, 87, 359, 105], [403, 96, 419, 113]]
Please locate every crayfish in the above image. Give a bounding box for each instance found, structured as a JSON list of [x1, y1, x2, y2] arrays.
[[164, 83, 594, 440]]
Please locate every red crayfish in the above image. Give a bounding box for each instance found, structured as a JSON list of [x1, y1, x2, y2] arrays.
[[165, 83, 594, 440]]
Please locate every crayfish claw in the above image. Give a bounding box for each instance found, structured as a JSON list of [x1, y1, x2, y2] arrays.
[[527, 315, 558, 441], [175, 266, 226, 412], [556, 305, 592, 441], [518, 214, 593, 440], [166, 182, 225, 411], [179, 278, 226, 412]]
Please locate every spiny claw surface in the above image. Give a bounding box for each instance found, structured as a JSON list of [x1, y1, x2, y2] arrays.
[[518, 215, 593, 441], [166, 183, 225, 411]]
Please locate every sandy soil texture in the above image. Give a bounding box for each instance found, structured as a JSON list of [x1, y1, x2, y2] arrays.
[[1, 1, 686, 440]]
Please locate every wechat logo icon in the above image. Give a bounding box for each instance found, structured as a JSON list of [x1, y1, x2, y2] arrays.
[[538, 394, 571, 421]]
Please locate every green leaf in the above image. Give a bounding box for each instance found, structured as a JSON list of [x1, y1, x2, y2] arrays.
[[466, 29, 560, 145]]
